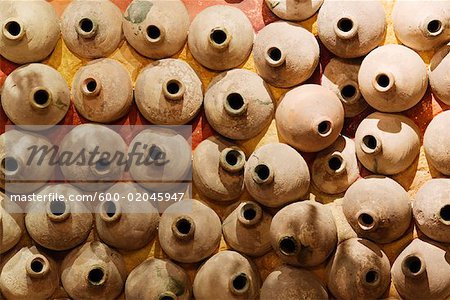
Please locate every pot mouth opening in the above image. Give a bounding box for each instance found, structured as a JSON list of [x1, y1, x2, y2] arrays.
[[101, 200, 121, 221], [279, 236, 299, 256], [50, 200, 66, 216], [230, 273, 250, 294], [364, 270, 380, 286], [373, 72, 394, 92], [427, 20, 443, 36], [79, 18, 96, 34], [93, 158, 112, 175], [252, 163, 273, 184], [82, 78, 101, 96], [238, 202, 263, 226], [146, 25, 163, 43], [339, 83, 360, 104], [1, 156, 19, 176], [357, 212, 376, 230], [3, 20, 23, 39], [335, 17, 357, 39], [439, 205, 450, 224], [87, 267, 106, 286], [224, 93, 247, 116], [31, 88, 52, 109], [172, 216, 195, 240], [327, 154, 346, 174], [402, 255, 425, 277], [337, 17, 354, 33], [220, 148, 245, 173], [163, 79, 185, 101], [27, 255, 49, 278], [210, 28, 229, 46], [361, 135, 380, 154], [265, 46, 285, 67], [158, 292, 177, 300], [317, 120, 332, 137]]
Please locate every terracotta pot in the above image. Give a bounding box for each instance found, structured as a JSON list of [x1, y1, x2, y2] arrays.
[[1, 64, 70, 131], [430, 45, 450, 105], [317, 0, 386, 58], [0, 192, 23, 254], [244, 143, 310, 207], [327, 238, 391, 300], [358, 44, 428, 112], [0, 0, 60, 64], [61, 0, 123, 59], [204, 69, 274, 140], [424, 111, 450, 175], [158, 199, 221, 263], [264, 0, 323, 21], [193, 250, 260, 300], [253, 21, 320, 88], [61, 241, 127, 300], [135, 59, 203, 125], [125, 258, 191, 300], [355, 112, 420, 175], [188, 5, 254, 71], [270, 200, 337, 267], [276, 84, 344, 152], [123, 0, 189, 59]]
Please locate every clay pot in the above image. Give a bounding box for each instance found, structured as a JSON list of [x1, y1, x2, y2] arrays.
[[158, 199, 221, 263], [244, 143, 310, 207], [0, 246, 59, 300], [1, 64, 70, 131], [25, 184, 93, 251], [193, 136, 245, 201], [413, 179, 450, 243], [322, 58, 368, 117], [61, 241, 127, 300], [424, 111, 450, 175], [327, 238, 391, 300], [391, 239, 450, 300], [123, 0, 189, 59], [358, 44, 428, 112], [125, 258, 191, 300], [264, 0, 323, 21], [71, 58, 133, 123], [188, 5, 254, 71], [276, 84, 344, 152], [193, 250, 260, 300], [204, 69, 274, 140], [430, 45, 450, 105], [0, 0, 60, 64], [135, 59, 203, 125], [270, 200, 338, 267], [317, 0, 386, 58], [61, 0, 123, 59], [260, 265, 328, 300], [0, 192, 23, 254], [253, 21, 320, 88], [312, 135, 360, 194], [222, 201, 272, 257], [355, 112, 420, 175]]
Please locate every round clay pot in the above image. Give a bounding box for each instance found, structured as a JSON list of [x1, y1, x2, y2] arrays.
[[0, 0, 60, 64], [71, 58, 133, 123], [188, 5, 254, 71], [0, 192, 23, 254], [317, 0, 386, 58], [204, 69, 274, 140], [61, 241, 127, 300], [61, 0, 123, 59], [253, 21, 320, 88], [125, 258, 191, 300], [1, 64, 70, 131], [355, 112, 421, 175], [430, 45, 450, 105], [358, 44, 428, 112], [270, 200, 338, 267], [135, 59, 203, 125], [413, 179, 450, 243], [193, 250, 260, 300], [424, 110, 450, 175], [158, 199, 222, 263], [123, 0, 189, 59], [193, 136, 245, 201], [264, 0, 323, 21], [244, 143, 310, 208], [276, 84, 344, 152], [312, 135, 360, 194], [327, 238, 391, 300]]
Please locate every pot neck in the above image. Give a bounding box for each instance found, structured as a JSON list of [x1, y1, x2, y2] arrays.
[[334, 16, 358, 40], [237, 202, 263, 226], [162, 78, 185, 101], [209, 27, 232, 51], [77, 18, 98, 39], [26, 254, 50, 279], [172, 216, 195, 241], [265, 46, 286, 67], [219, 147, 245, 173], [402, 255, 426, 278], [99, 200, 122, 223], [46, 200, 71, 222], [2, 18, 25, 41]]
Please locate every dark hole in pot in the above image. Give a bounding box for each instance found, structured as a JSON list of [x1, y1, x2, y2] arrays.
[[149, 145, 164, 161], [79, 18, 94, 33], [279, 236, 298, 255], [254, 164, 270, 181], [88, 268, 105, 285], [167, 81, 180, 95], [103, 201, 116, 218], [267, 47, 282, 62], [50, 201, 66, 216], [176, 218, 191, 235], [1, 157, 18, 173], [243, 207, 257, 220], [328, 156, 343, 171], [227, 93, 245, 111], [337, 18, 353, 32], [33, 89, 50, 106], [160, 296, 176, 300], [363, 135, 377, 150], [30, 258, 44, 273], [85, 79, 97, 93], [95, 158, 110, 172], [404, 256, 422, 274], [365, 270, 379, 284], [225, 150, 241, 166], [427, 20, 442, 34], [440, 205, 450, 221], [146, 25, 161, 40], [318, 121, 332, 135], [359, 213, 374, 226], [376, 74, 390, 88], [5, 21, 21, 36], [210, 29, 227, 45], [232, 273, 248, 291], [341, 84, 357, 99]]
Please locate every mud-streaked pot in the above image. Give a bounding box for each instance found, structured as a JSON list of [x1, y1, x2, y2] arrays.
[[276, 84, 344, 152], [424, 111, 450, 175], [135, 59, 203, 125], [430, 45, 450, 105], [0, 192, 23, 254], [264, 0, 323, 21]]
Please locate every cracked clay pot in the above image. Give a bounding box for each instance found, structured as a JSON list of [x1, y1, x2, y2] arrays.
[[430, 44, 450, 105], [0, 192, 23, 254], [264, 0, 323, 21], [424, 110, 450, 175]]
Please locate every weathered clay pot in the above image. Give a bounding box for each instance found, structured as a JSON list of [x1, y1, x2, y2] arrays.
[[0, 246, 59, 300], [264, 0, 323, 21], [312, 135, 359, 194], [392, 238, 450, 300], [358, 44, 428, 112], [71, 58, 133, 123], [193, 136, 245, 201], [270, 200, 338, 267], [95, 182, 160, 250], [327, 238, 391, 300], [188, 5, 254, 71], [317, 0, 386, 58], [276, 84, 344, 152], [1, 64, 70, 131], [355, 112, 420, 175], [135, 59, 203, 125], [322, 58, 368, 117], [413, 179, 450, 243], [253, 21, 320, 88], [430, 45, 450, 105], [61, 241, 127, 300], [424, 110, 450, 175], [0, 192, 23, 254], [244, 143, 310, 207], [193, 250, 260, 300], [125, 258, 191, 300], [158, 199, 221, 263], [204, 69, 274, 140], [61, 0, 123, 59], [0, 0, 60, 64], [123, 0, 189, 59]]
